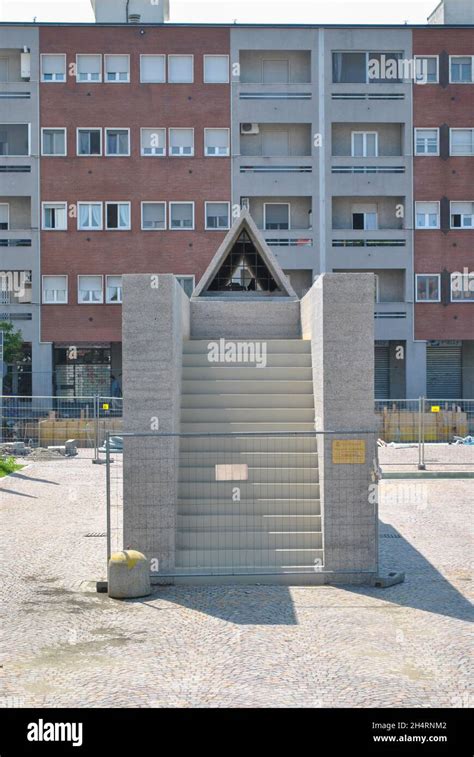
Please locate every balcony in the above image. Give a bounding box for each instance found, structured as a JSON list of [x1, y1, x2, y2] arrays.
[[330, 157, 409, 194], [374, 302, 410, 339], [264, 230, 316, 269], [330, 230, 410, 268], [237, 157, 313, 194]]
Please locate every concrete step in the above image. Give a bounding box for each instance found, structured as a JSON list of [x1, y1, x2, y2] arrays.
[[177, 514, 322, 529], [178, 481, 320, 498], [180, 422, 315, 433], [179, 436, 318, 453], [182, 380, 314, 395], [178, 465, 319, 483], [182, 366, 313, 380], [178, 451, 318, 467], [176, 548, 324, 569], [181, 393, 314, 409], [184, 339, 312, 354], [177, 530, 322, 550], [181, 407, 315, 423], [178, 498, 321, 515], [183, 353, 312, 368]]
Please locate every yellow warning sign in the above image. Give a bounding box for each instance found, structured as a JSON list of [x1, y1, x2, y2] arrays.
[[102, 403, 109, 410], [431, 406, 440, 413], [332, 439, 366, 465]]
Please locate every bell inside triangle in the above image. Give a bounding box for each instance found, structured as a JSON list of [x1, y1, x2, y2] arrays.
[[207, 231, 280, 293]]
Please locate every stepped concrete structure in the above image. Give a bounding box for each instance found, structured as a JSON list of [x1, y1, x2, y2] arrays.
[[122, 212, 379, 584]]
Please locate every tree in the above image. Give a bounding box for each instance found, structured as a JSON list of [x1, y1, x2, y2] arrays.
[[0, 322, 24, 364]]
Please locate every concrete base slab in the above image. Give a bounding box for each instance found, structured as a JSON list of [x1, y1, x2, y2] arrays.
[[151, 572, 377, 587], [373, 571, 405, 588]]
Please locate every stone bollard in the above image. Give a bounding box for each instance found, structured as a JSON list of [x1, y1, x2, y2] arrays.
[[108, 550, 151, 599]]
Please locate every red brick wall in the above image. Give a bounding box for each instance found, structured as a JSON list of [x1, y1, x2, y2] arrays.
[[413, 29, 474, 341], [40, 25, 230, 343]]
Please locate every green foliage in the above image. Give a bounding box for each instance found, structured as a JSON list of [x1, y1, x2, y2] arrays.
[[0, 321, 24, 364], [0, 456, 22, 477]]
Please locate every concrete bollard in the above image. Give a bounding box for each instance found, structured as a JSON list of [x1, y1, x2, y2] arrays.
[[108, 550, 151, 599]]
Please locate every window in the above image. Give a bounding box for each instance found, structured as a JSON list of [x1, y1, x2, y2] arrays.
[[203, 55, 229, 83], [78, 202, 103, 230], [105, 128, 130, 156], [42, 202, 67, 230], [450, 201, 474, 229], [41, 128, 66, 156], [332, 51, 402, 84], [41, 54, 66, 82], [170, 202, 194, 229], [106, 275, 122, 304], [204, 128, 229, 156], [450, 128, 474, 156], [104, 54, 130, 83], [451, 272, 474, 302], [416, 274, 440, 302], [0, 203, 9, 230], [264, 203, 290, 230], [415, 128, 439, 156], [43, 275, 67, 304], [168, 55, 194, 83], [106, 202, 131, 230], [140, 54, 166, 83], [450, 56, 473, 83], [415, 202, 440, 229], [352, 204, 377, 231], [141, 128, 166, 156], [205, 202, 230, 230], [169, 128, 194, 156], [76, 54, 102, 82], [77, 128, 102, 156], [351, 131, 378, 157], [176, 275, 195, 297], [141, 202, 166, 230], [414, 56, 438, 84], [78, 275, 103, 304]]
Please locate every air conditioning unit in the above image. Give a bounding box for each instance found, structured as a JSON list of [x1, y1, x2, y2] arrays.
[[241, 197, 250, 210], [20, 51, 31, 80], [240, 123, 259, 135]]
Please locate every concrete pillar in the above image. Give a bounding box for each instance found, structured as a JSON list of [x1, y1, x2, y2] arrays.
[[462, 341, 474, 398], [32, 342, 53, 398], [301, 273, 378, 579], [406, 339, 427, 399], [122, 274, 190, 577]]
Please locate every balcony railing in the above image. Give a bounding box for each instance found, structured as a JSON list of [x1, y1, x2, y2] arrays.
[[238, 84, 312, 100], [332, 230, 406, 248], [374, 303, 408, 319]]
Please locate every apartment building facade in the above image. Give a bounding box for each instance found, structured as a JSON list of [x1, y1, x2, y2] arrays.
[[0, 0, 472, 399]]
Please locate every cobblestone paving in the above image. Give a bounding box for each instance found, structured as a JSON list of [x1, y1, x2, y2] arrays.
[[0, 459, 472, 708]]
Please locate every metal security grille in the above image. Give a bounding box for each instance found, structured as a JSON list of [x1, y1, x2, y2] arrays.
[[427, 346, 462, 399], [374, 344, 390, 399]]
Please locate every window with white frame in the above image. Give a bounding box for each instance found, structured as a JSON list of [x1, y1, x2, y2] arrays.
[[141, 202, 166, 230], [204, 128, 229, 156], [78, 202, 103, 230], [416, 274, 440, 302], [450, 56, 473, 83], [77, 128, 102, 156], [205, 202, 230, 230], [141, 128, 166, 156], [352, 203, 377, 230], [168, 55, 193, 83], [176, 275, 195, 297], [415, 128, 439, 155], [76, 54, 102, 82], [169, 128, 194, 156], [106, 202, 131, 230], [264, 203, 290, 230], [41, 128, 66, 156], [414, 56, 438, 84], [170, 202, 194, 229], [41, 54, 66, 82], [104, 55, 130, 82], [140, 55, 166, 83], [43, 275, 67, 303], [351, 131, 378, 157], [450, 128, 474, 156], [450, 201, 474, 229], [42, 202, 67, 230], [106, 275, 122, 304], [451, 272, 474, 302], [78, 275, 103, 304], [203, 55, 229, 83], [105, 128, 130, 156], [415, 202, 439, 229], [0, 203, 9, 230]]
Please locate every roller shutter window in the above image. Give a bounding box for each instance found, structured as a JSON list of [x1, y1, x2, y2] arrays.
[[375, 343, 390, 399], [427, 345, 462, 399]]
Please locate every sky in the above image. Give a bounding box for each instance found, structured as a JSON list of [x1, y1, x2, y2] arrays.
[[0, 0, 439, 25]]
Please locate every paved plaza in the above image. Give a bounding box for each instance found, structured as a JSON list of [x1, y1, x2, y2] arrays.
[[0, 457, 472, 708]]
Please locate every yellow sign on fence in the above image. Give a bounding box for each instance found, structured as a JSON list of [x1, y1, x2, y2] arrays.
[[102, 403, 110, 410], [431, 406, 440, 413], [332, 439, 366, 465]]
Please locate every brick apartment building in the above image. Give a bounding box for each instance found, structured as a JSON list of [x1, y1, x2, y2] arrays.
[[0, 0, 472, 399]]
